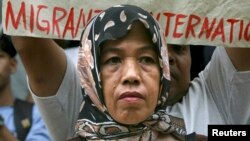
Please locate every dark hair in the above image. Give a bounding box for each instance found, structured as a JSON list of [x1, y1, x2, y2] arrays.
[[0, 34, 17, 57]]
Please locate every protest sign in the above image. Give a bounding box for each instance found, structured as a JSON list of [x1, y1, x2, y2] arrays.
[[2, 0, 250, 47]]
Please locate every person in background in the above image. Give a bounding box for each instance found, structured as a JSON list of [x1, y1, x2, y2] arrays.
[[166, 42, 250, 136], [10, 54, 30, 100], [0, 33, 51, 141]]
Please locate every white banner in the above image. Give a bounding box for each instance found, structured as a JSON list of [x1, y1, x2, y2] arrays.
[[2, 0, 250, 47]]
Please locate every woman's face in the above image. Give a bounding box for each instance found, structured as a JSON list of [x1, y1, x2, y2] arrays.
[[100, 22, 161, 125]]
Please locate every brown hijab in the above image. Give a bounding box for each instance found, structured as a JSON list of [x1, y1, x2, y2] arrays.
[[75, 4, 187, 141]]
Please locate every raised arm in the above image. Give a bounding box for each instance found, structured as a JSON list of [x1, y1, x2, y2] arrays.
[[11, 36, 67, 97], [226, 48, 250, 71]]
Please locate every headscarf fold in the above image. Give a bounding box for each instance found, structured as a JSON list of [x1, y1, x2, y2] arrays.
[[76, 4, 186, 140]]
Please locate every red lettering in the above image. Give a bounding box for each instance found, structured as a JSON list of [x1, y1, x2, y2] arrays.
[[185, 14, 201, 38], [150, 11, 161, 21], [63, 8, 75, 38], [5, 1, 250, 45], [87, 9, 93, 23], [198, 17, 216, 39], [80, 9, 89, 29], [155, 12, 161, 21], [5, 1, 26, 30], [244, 22, 250, 41], [163, 12, 175, 37], [30, 4, 34, 33], [52, 7, 67, 38], [173, 14, 186, 38], [239, 20, 244, 40], [227, 19, 239, 43], [73, 9, 103, 39], [36, 5, 50, 34], [211, 19, 225, 42]]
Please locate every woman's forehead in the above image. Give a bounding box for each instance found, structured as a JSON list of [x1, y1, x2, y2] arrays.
[[100, 25, 154, 51]]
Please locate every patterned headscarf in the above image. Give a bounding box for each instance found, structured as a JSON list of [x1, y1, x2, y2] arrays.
[[76, 4, 186, 140]]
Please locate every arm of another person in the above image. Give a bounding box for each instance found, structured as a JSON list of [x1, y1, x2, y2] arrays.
[[225, 48, 250, 71], [11, 36, 67, 97]]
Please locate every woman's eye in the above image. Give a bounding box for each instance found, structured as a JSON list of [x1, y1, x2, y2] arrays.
[[139, 56, 156, 64], [106, 57, 121, 64]]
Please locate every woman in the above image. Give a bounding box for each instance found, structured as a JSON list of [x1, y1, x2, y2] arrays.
[[11, 4, 204, 141], [71, 4, 200, 141]]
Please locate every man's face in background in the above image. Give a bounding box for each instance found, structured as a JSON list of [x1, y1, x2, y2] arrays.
[[0, 0, 2, 24]]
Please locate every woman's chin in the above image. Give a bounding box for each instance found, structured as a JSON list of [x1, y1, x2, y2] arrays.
[[114, 114, 149, 125]]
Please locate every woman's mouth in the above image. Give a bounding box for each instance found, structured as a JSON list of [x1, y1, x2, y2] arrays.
[[119, 91, 144, 103]]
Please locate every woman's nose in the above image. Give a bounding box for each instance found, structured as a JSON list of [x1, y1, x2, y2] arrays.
[[121, 60, 141, 85]]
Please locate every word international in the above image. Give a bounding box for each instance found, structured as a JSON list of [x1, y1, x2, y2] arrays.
[[208, 125, 250, 140]]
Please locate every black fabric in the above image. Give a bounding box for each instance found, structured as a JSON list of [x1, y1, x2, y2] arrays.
[[67, 137, 86, 141], [185, 132, 196, 141], [14, 99, 33, 141]]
